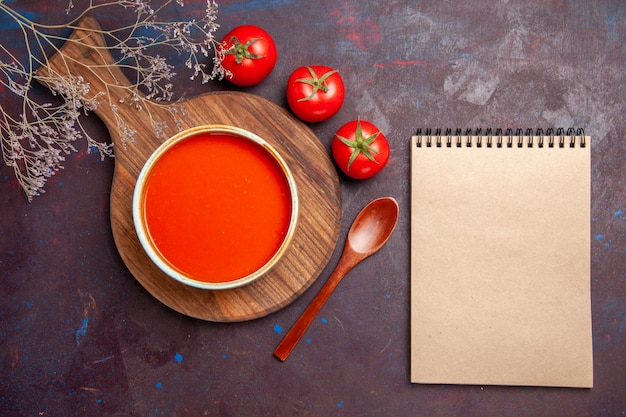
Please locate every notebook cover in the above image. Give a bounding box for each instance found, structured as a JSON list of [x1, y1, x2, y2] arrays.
[[410, 134, 593, 388]]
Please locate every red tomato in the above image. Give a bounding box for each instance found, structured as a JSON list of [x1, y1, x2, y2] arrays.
[[331, 119, 390, 179], [219, 25, 277, 86], [286, 65, 345, 123]]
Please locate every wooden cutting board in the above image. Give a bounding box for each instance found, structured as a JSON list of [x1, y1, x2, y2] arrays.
[[36, 16, 341, 321]]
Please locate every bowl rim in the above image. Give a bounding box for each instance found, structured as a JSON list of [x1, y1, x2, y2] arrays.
[[132, 124, 299, 290]]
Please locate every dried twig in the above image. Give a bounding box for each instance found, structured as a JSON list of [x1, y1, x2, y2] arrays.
[[0, 0, 224, 200]]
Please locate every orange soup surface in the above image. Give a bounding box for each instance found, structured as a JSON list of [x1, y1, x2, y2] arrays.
[[143, 132, 293, 283]]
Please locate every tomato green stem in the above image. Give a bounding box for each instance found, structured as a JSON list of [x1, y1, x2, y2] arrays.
[[296, 66, 338, 102], [336, 119, 380, 171], [224, 36, 265, 64]]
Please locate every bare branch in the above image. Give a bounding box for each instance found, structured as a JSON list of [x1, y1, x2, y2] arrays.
[[0, 0, 223, 200]]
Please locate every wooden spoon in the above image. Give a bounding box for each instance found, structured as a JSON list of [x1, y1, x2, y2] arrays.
[[274, 197, 399, 361]]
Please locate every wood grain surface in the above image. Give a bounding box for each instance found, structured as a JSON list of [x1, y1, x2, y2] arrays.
[[36, 16, 341, 321]]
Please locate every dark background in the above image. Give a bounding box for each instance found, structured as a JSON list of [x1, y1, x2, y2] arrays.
[[1, 0, 625, 416]]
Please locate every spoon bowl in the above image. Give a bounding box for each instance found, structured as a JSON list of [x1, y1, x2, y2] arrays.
[[347, 198, 401, 255], [274, 196, 399, 361]]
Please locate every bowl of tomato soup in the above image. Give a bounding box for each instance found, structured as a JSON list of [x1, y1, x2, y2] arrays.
[[133, 125, 298, 290]]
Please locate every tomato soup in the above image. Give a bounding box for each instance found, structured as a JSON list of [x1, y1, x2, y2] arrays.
[[137, 129, 296, 286]]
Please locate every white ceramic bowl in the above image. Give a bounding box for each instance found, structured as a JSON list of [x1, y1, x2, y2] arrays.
[[133, 125, 299, 290]]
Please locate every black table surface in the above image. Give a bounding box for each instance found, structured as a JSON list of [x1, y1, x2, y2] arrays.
[[2, 1, 625, 416]]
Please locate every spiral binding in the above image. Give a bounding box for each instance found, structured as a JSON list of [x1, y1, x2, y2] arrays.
[[414, 128, 586, 148]]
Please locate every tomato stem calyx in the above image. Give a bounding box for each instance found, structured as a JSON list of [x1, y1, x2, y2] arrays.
[[296, 66, 338, 102], [336, 119, 381, 171], [224, 36, 265, 64]]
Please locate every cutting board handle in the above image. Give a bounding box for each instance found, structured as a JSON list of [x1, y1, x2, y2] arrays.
[[36, 16, 157, 141]]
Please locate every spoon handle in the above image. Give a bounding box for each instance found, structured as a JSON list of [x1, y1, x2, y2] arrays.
[[274, 256, 353, 361]]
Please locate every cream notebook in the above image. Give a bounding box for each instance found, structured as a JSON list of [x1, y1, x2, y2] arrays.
[[410, 129, 593, 388]]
